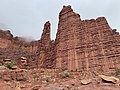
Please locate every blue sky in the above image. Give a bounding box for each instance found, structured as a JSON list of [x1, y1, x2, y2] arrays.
[[0, 0, 120, 40]]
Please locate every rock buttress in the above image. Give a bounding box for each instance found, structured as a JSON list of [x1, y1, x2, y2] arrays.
[[55, 5, 81, 70], [55, 5, 120, 74], [37, 21, 55, 68]]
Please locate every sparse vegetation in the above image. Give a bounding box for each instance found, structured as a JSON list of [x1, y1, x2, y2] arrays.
[[62, 66, 68, 71], [26, 65, 30, 70], [43, 75, 51, 83], [33, 74, 39, 81], [45, 77, 49, 82], [4, 60, 16, 69], [22, 76, 27, 81], [115, 68, 120, 76], [62, 72, 70, 78]]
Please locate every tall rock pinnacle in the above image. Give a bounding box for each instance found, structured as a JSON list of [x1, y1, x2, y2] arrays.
[[37, 21, 55, 68], [40, 21, 51, 47]]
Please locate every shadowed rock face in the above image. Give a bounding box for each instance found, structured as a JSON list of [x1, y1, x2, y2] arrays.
[[0, 5, 120, 74], [0, 30, 13, 48], [0, 29, 38, 68], [0, 29, 38, 53]]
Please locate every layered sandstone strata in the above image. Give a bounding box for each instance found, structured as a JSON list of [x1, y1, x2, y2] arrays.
[[55, 5, 120, 74], [0, 5, 120, 74], [37, 21, 55, 68], [0, 30, 38, 68]]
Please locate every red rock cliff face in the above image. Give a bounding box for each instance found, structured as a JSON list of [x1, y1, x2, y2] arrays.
[[1, 5, 120, 74], [55, 5, 81, 70], [0, 30, 38, 68], [0, 29, 38, 53], [0, 30, 13, 48], [55, 5, 120, 73], [37, 21, 55, 68]]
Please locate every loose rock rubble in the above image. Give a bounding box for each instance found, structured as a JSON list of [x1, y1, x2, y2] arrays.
[[0, 68, 120, 90]]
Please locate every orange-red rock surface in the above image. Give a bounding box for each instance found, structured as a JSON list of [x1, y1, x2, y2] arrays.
[[55, 6, 120, 74], [0, 5, 120, 89]]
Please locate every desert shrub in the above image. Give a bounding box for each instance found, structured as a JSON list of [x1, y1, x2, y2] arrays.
[[33, 74, 39, 81], [22, 76, 27, 81], [4, 60, 16, 69], [43, 75, 51, 83], [62, 73, 70, 78], [62, 66, 68, 71], [45, 77, 49, 82], [26, 65, 30, 70]]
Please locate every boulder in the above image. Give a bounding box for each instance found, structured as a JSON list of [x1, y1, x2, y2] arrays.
[[99, 75, 119, 84], [21, 57, 27, 60], [81, 79, 92, 85]]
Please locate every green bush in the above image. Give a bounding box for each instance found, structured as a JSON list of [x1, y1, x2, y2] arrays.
[[4, 60, 16, 69], [62, 66, 68, 71], [62, 73, 70, 78]]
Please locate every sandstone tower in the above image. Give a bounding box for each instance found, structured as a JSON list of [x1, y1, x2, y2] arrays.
[[54, 5, 120, 73], [37, 21, 55, 68]]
